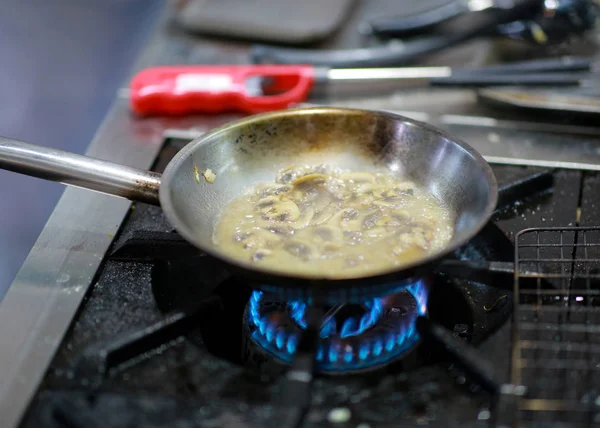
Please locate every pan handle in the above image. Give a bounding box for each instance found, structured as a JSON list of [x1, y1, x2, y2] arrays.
[[0, 137, 161, 206]]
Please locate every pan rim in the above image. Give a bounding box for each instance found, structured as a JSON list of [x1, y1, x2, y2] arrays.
[[159, 106, 499, 286]]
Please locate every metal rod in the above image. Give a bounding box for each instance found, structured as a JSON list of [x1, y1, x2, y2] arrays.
[[276, 306, 323, 428], [497, 170, 554, 208], [0, 137, 161, 205], [416, 316, 500, 395], [73, 295, 223, 385], [327, 66, 452, 81]]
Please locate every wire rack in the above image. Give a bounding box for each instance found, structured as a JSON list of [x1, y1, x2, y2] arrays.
[[511, 227, 600, 426]]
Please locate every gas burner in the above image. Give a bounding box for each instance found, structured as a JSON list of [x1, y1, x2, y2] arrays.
[[243, 280, 430, 373]]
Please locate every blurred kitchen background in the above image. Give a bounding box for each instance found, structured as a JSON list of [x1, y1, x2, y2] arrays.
[[0, 0, 162, 297]]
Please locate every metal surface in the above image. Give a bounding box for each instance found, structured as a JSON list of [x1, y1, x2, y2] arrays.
[[327, 66, 452, 80], [0, 107, 499, 303], [320, 66, 451, 96], [317, 57, 593, 96], [296, 105, 600, 136], [313, 101, 600, 171], [478, 88, 600, 115], [0, 138, 161, 205], [512, 227, 600, 425], [0, 6, 174, 425], [392, 109, 600, 172]]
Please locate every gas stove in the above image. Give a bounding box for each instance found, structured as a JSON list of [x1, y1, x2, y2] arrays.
[[1, 3, 600, 428], [2, 131, 600, 428], [8, 135, 572, 428]]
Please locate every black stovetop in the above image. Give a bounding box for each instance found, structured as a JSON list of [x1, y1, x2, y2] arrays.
[[17, 137, 600, 428]]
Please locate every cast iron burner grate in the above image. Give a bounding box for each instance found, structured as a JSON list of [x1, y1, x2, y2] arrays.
[[502, 227, 600, 427], [58, 148, 554, 427], [243, 280, 428, 373]]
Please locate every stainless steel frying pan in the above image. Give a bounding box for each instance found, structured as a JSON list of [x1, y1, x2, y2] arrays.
[[0, 107, 498, 303]]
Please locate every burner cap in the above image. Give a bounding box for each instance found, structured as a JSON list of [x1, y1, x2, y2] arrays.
[[243, 280, 429, 373]]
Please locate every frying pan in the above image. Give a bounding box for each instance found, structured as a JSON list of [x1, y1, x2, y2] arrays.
[[0, 107, 497, 304]]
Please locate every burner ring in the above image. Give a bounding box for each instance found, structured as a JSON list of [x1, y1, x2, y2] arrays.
[[245, 280, 429, 373], [288, 298, 385, 338]]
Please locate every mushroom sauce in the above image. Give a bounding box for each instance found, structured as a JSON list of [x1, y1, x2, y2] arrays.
[[213, 165, 454, 279]]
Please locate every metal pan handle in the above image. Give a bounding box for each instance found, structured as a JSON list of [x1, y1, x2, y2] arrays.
[[0, 137, 161, 206]]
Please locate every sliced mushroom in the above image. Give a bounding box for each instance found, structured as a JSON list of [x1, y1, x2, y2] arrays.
[[344, 193, 375, 209], [217, 163, 454, 278], [284, 240, 314, 260], [392, 209, 410, 219], [291, 173, 327, 186], [289, 188, 305, 202], [290, 206, 315, 228], [328, 208, 359, 226], [259, 184, 292, 198], [265, 224, 295, 236], [261, 198, 301, 222], [256, 195, 279, 209], [313, 224, 344, 242], [362, 210, 384, 230], [381, 189, 401, 201], [311, 204, 336, 225], [376, 216, 395, 227]]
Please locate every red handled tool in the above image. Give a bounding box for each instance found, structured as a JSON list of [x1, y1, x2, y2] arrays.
[[130, 64, 316, 116], [128, 58, 591, 116]]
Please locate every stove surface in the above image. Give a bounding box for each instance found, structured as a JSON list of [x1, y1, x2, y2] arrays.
[[17, 134, 599, 427]]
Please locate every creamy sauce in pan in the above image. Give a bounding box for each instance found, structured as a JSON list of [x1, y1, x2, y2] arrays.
[[213, 165, 454, 279]]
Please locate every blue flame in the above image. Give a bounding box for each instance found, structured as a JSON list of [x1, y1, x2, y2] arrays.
[[289, 298, 384, 338], [407, 280, 429, 316], [248, 279, 428, 372]]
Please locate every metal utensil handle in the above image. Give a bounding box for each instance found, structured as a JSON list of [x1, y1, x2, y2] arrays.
[[0, 136, 161, 205]]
